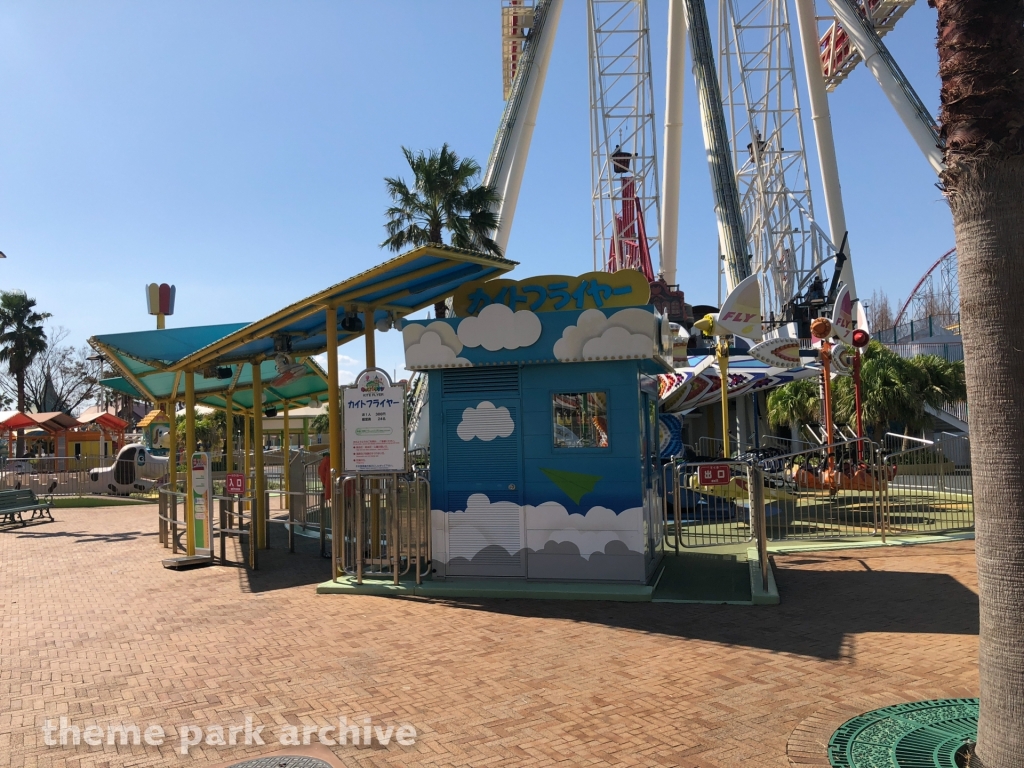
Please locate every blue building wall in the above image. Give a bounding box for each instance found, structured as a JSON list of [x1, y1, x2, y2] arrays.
[[428, 361, 661, 583]]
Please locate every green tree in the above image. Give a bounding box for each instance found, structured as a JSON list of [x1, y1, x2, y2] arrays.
[[906, 353, 967, 412], [767, 378, 819, 442], [381, 144, 502, 317], [770, 343, 967, 445], [175, 411, 225, 456], [930, 1, 1024, 763], [832, 341, 922, 438], [0, 291, 51, 457], [310, 412, 329, 437]]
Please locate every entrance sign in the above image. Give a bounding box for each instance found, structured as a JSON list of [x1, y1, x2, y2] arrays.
[[698, 464, 731, 486], [344, 369, 406, 472], [453, 270, 650, 317], [190, 452, 213, 555], [225, 472, 245, 495]]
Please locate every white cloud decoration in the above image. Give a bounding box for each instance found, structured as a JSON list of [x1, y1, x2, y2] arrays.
[[553, 308, 656, 361], [403, 321, 470, 369], [525, 502, 643, 557], [457, 303, 542, 351], [457, 401, 515, 442]]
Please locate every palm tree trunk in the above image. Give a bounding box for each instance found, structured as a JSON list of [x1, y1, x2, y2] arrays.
[[950, 158, 1024, 768], [15, 370, 25, 458], [932, 2, 1024, 764], [429, 224, 448, 318]]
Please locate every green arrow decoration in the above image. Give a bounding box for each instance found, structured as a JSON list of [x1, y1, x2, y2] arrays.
[[540, 467, 602, 504]]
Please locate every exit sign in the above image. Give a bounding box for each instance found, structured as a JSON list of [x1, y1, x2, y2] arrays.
[[698, 464, 731, 486]]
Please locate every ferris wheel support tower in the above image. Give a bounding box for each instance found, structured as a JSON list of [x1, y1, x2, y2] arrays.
[[822, 0, 944, 175], [660, 0, 688, 287], [487, 0, 565, 255], [793, 0, 856, 298]]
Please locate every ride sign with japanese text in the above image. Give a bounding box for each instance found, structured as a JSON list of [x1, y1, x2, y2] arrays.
[[344, 369, 406, 472], [452, 270, 651, 317]]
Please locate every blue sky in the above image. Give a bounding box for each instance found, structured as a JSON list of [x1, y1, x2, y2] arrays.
[[0, 1, 951, 383]]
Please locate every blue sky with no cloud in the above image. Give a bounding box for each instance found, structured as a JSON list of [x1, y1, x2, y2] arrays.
[[0, 1, 951, 382]]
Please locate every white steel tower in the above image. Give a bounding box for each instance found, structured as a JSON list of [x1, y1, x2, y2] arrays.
[[718, 0, 843, 323], [587, 0, 661, 279]]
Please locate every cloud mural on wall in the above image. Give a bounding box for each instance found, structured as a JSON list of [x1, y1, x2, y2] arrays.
[[553, 307, 656, 361], [435, 495, 643, 561], [457, 401, 515, 441], [457, 303, 542, 351], [525, 502, 644, 557], [403, 321, 470, 368]]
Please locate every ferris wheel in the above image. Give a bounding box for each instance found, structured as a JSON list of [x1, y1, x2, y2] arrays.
[[486, 0, 945, 332]]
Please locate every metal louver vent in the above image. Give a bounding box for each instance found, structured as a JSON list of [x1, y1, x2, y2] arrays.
[[447, 502, 524, 572], [442, 366, 519, 395], [445, 406, 519, 483]]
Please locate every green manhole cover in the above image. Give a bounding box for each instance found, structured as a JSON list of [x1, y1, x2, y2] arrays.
[[828, 699, 978, 768]]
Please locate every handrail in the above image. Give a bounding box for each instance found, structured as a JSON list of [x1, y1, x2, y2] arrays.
[[884, 432, 934, 446]]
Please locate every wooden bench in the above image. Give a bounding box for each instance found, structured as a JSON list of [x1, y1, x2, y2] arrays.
[[0, 489, 54, 527]]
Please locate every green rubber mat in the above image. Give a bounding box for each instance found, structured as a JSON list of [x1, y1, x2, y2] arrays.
[[828, 699, 978, 768], [652, 552, 752, 603]]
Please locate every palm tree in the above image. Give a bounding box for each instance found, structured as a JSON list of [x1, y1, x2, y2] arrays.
[[832, 341, 921, 439], [0, 291, 51, 457], [767, 378, 819, 443], [382, 144, 502, 317], [905, 354, 967, 413], [931, 1, 1024, 764]]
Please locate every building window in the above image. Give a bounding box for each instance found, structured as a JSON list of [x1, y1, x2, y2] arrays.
[[553, 392, 609, 448]]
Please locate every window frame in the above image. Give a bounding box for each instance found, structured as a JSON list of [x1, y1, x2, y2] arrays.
[[550, 390, 611, 450]]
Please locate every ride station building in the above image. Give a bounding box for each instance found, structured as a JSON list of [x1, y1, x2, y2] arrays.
[[403, 270, 673, 584]]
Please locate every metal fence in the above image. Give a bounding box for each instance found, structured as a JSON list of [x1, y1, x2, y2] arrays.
[[664, 458, 758, 548], [695, 436, 724, 458], [0, 454, 166, 497], [664, 432, 974, 548], [880, 432, 973, 535], [333, 473, 431, 585]]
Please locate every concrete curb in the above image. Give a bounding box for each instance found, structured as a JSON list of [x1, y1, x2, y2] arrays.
[[747, 546, 780, 605]]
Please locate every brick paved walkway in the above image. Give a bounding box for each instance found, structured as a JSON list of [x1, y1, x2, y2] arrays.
[[0, 506, 978, 767]]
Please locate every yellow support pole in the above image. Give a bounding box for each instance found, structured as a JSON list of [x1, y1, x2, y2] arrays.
[[252, 364, 266, 549], [243, 411, 251, 507], [224, 390, 234, 473], [168, 400, 178, 491], [326, 307, 342, 483], [364, 307, 376, 369], [185, 371, 196, 556], [717, 339, 730, 460]]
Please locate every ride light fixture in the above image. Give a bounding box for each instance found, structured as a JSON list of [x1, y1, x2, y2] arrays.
[[340, 308, 364, 333]]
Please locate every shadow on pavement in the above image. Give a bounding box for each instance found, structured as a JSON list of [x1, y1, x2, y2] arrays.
[[5, 527, 157, 543], [414, 564, 978, 660], [231, 523, 331, 594]]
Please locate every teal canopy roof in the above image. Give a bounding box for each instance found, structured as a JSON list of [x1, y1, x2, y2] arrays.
[[91, 325, 329, 410], [178, 244, 516, 368], [89, 244, 514, 410]]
